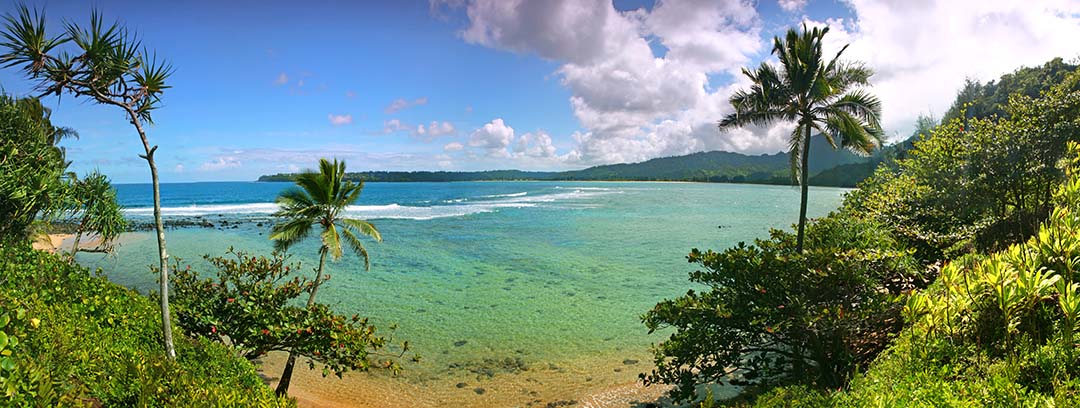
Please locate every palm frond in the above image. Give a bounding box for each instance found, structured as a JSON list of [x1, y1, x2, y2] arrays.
[[825, 90, 883, 130], [817, 110, 878, 156], [269, 217, 314, 252], [340, 218, 382, 242], [321, 223, 343, 261], [340, 227, 371, 271]]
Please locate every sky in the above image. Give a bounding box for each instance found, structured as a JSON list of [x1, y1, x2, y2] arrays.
[[1, 0, 1079, 183]]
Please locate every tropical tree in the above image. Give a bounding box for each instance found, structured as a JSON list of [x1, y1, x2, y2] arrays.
[[64, 171, 126, 259], [269, 158, 382, 395], [0, 95, 67, 239], [719, 23, 883, 252], [0, 6, 178, 357]]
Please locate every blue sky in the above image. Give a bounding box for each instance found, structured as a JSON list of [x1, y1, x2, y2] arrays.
[[1, 0, 1078, 183]]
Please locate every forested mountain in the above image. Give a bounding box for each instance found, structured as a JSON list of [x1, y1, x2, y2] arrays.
[[259, 135, 872, 186]]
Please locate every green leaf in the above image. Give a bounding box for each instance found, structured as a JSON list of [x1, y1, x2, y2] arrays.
[[0, 357, 14, 371], [0, 332, 7, 350]]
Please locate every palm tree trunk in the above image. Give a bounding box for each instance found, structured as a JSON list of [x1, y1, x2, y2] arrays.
[[796, 126, 811, 253], [307, 248, 329, 307], [129, 110, 176, 360], [276, 247, 329, 396]]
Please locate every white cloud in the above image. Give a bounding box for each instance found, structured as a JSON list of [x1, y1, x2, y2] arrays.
[[446, 0, 1080, 166], [174, 164, 185, 173], [469, 118, 515, 156], [383, 119, 408, 133], [200, 156, 242, 171], [444, 142, 464, 152], [456, 0, 767, 165], [805, 2, 1080, 140], [778, 0, 806, 13], [274, 72, 288, 85], [384, 97, 429, 114], [345, 90, 357, 98], [514, 131, 557, 158], [328, 113, 353, 126], [417, 121, 456, 138]]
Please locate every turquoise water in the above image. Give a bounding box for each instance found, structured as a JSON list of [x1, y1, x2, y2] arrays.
[[80, 181, 848, 383]]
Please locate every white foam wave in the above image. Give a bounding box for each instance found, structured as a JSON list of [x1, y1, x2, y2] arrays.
[[554, 186, 611, 191], [124, 203, 280, 217], [481, 191, 527, 198], [125, 188, 616, 220]]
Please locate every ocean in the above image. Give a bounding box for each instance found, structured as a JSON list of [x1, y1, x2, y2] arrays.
[[78, 180, 849, 406]]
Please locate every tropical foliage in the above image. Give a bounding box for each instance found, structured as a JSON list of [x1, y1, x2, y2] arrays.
[[655, 58, 1080, 407], [61, 171, 127, 257], [269, 158, 384, 395], [0, 4, 179, 358], [642, 214, 923, 402], [845, 69, 1080, 260], [0, 94, 67, 239], [0, 241, 293, 407], [719, 23, 883, 252], [171, 249, 412, 380]]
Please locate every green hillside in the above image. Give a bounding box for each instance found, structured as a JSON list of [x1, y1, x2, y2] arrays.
[[258, 135, 872, 186]]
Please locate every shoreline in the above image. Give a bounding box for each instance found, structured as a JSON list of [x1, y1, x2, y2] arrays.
[[32, 233, 104, 254], [255, 350, 704, 408]]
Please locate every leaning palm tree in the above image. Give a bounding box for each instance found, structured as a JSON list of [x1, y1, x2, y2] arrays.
[[269, 158, 382, 396], [719, 23, 883, 253]]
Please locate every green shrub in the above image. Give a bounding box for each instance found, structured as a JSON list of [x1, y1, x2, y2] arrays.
[[829, 142, 1080, 407], [0, 241, 294, 407], [171, 249, 415, 378], [0, 95, 68, 239], [641, 213, 924, 402]]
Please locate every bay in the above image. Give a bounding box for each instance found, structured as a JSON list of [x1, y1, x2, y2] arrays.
[[78, 181, 848, 405]]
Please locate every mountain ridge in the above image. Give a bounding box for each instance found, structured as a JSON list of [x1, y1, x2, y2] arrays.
[[258, 135, 885, 187]]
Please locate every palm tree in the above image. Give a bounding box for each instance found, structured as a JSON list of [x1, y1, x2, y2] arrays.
[[719, 23, 883, 253], [269, 158, 382, 396]]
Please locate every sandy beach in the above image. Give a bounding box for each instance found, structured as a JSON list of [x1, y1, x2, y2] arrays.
[[33, 233, 107, 254], [255, 351, 710, 408]]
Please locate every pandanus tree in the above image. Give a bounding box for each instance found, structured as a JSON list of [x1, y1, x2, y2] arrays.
[[65, 171, 126, 259], [0, 6, 178, 356], [269, 158, 382, 395], [719, 24, 884, 253]]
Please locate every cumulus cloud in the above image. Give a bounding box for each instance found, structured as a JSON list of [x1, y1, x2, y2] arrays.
[[805, 2, 1080, 139], [514, 131, 557, 158], [174, 164, 185, 173], [455, 118, 580, 166], [445, 0, 1080, 166], [416, 121, 456, 138], [200, 156, 242, 171], [469, 118, 515, 156], [328, 113, 353, 126], [384, 97, 429, 114], [455, 0, 765, 164], [274, 72, 288, 85]]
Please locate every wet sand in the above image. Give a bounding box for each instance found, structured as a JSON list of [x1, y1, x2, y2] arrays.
[[33, 233, 105, 254], [257, 351, 701, 408]]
